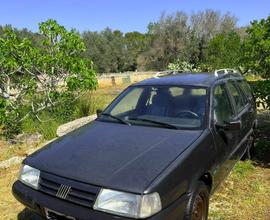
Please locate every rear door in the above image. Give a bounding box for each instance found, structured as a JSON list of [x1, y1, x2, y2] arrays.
[[237, 80, 257, 129]]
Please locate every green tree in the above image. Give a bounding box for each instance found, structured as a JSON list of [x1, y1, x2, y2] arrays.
[[83, 29, 147, 73], [205, 31, 241, 70], [125, 31, 148, 71], [241, 16, 270, 78], [190, 10, 238, 64], [0, 19, 97, 136], [83, 28, 130, 73], [82, 30, 112, 73]]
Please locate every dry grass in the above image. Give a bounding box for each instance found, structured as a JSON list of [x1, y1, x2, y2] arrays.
[[0, 140, 40, 162], [83, 83, 128, 114], [0, 164, 24, 220], [209, 162, 270, 220], [0, 164, 44, 220]]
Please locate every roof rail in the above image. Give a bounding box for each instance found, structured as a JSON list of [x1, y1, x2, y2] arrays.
[[214, 68, 239, 76], [154, 70, 183, 78]]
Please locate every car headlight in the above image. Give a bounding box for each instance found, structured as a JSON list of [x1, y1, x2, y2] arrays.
[[19, 164, 40, 189], [93, 189, 162, 219]]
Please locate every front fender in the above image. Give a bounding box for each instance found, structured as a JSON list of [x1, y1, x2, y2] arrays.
[[144, 129, 216, 208]]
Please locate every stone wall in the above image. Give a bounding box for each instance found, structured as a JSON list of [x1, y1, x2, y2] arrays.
[[97, 71, 155, 87]]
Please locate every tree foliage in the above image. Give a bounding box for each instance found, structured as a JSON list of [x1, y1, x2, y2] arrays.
[[82, 29, 147, 73], [0, 19, 97, 136], [250, 80, 270, 109], [168, 60, 201, 72], [205, 31, 241, 70], [241, 15, 270, 78], [138, 12, 191, 70], [0, 10, 239, 74], [137, 10, 238, 70]]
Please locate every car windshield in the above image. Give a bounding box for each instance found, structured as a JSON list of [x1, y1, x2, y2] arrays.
[[99, 85, 207, 129]]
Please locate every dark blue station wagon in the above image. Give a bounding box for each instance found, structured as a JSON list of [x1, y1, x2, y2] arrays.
[[13, 71, 257, 220]]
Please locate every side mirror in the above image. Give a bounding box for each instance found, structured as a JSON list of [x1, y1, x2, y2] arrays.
[[96, 109, 103, 117], [216, 120, 241, 131]]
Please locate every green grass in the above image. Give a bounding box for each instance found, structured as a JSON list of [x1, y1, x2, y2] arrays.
[[233, 160, 254, 177], [210, 210, 226, 220], [22, 114, 60, 140], [250, 180, 265, 193]]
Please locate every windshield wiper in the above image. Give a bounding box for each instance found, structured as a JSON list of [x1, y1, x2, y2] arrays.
[[128, 117, 178, 129], [100, 113, 131, 125]]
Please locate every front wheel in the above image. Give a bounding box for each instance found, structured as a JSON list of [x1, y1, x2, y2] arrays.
[[184, 181, 209, 220]]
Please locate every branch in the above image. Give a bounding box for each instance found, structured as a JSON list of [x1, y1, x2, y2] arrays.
[[18, 89, 86, 122], [34, 114, 56, 123], [6, 66, 22, 76], [19, 111, 31, 122]]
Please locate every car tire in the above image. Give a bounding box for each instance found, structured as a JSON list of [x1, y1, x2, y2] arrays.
[[241, 133, 255, 160], [184, 181, 210, 220]]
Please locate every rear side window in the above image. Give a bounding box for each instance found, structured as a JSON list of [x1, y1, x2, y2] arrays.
[[238, 80, 253, 100], [191, 88, 207, 96], [213, 84, 234, 125], [227, 81, 246, 112]]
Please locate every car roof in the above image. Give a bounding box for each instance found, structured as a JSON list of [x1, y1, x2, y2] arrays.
[[133, 72, 244, 88]]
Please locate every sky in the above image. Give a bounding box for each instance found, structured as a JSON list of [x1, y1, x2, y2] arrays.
[[1, 0, 270, 33]]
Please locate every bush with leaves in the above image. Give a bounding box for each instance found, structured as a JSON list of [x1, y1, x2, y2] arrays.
[[241, 15, 270, 78], [205, 31, 241, 70], [168, 60, 202, 72], [249, 80, 270, 109], [0, 19, 97, 137]]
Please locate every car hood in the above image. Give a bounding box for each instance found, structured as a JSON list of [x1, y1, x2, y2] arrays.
[[25, 121, 203, 193]]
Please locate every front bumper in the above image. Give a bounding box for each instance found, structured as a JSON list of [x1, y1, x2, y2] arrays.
[[13, 180, 187, 220]]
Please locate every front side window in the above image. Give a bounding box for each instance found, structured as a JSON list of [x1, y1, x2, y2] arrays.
[[101, 85, 207, 129], [213, 84, 234, 125]]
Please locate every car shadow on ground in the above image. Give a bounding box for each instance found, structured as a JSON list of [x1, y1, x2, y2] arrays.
[[18, 208, 44, 220], [253, 111, 270, 168]]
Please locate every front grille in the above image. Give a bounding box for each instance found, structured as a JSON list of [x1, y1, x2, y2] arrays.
[[39, 171, 100, 208]]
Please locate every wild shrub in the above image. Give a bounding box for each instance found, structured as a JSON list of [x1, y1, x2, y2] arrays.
[[249, 80, 270, 109]]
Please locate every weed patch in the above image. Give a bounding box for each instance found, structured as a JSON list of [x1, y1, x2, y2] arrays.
[[233, 161, 254, 177]]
